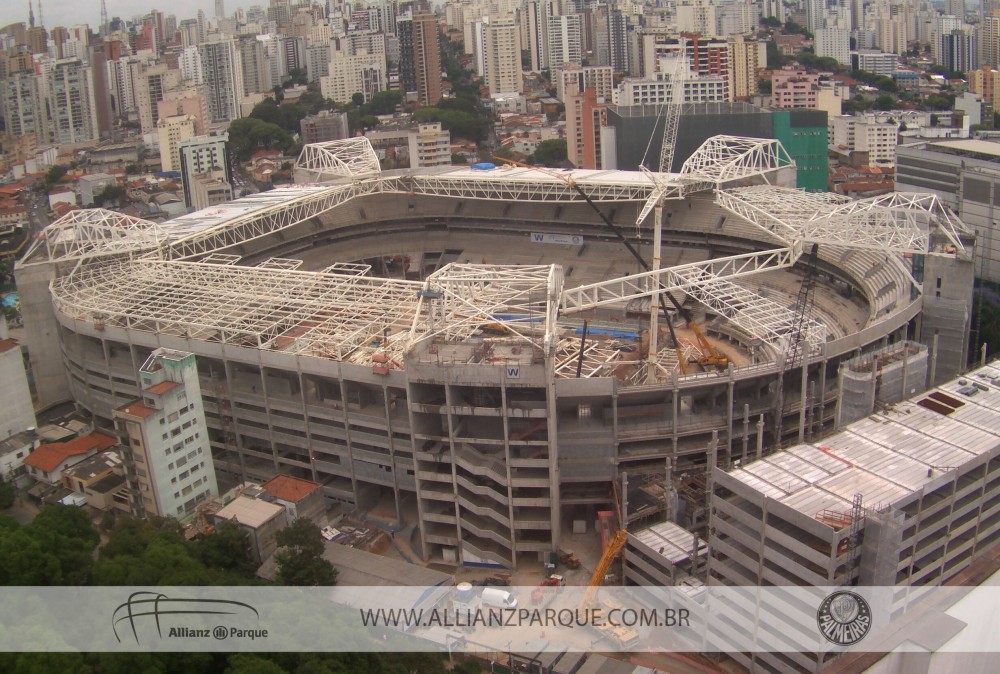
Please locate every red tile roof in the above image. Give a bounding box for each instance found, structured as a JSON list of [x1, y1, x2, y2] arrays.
[[263, 474, 321, 502], [116, 400, 158, 419], [147, 380, 179, 395], [23, 432, 116, 473], [0, 338, 19, 355]]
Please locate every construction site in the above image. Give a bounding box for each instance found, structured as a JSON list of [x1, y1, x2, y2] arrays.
[[13, 131, 984, 657]]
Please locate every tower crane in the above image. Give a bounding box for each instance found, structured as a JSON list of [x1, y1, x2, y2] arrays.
[[492, 156, 688, 372]]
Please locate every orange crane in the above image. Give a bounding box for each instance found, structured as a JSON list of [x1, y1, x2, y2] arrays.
[[492, 156, 697, 373], [580, 528, 641, 649]]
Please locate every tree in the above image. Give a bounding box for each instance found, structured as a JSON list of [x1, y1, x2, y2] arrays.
[[44, 164, 68, 188], [760, 16, 782, 28], [273, 519, 337, 586], [190, 521, 254, 575], [365, 90, 403, 115], [287, 67, 308, 86], [451, 153, 467, 164], [225, 654, 290, 674], [93, 185, 125, 207], [124, 163, 140, 175], [532, 138, 568, 167], [272, 85, 285, 103], [873, 94, 896, 111], [227, 118, 294, 161], [0, 476, 13, 510], [351, 92, 365, 107]]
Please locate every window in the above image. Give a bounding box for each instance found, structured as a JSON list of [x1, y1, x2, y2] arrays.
[[171, 428, 181, 437], [176, 456, 188, 468], [168, 412, 179, 422], [162, 433, 168, 440], [182, 420, 192, 430], [160, 418, 165, 425]]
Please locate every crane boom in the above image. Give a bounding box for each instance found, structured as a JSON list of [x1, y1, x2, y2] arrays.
[[658, 52, 686, 173]]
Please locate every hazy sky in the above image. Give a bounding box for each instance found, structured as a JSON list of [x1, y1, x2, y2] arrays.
[[0, 0, 259, 34]]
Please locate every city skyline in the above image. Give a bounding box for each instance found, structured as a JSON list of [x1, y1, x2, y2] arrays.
[[0, 0, 262, 35]]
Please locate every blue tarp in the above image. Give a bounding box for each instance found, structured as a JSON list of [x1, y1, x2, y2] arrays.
[[470, 163, 496, 170]]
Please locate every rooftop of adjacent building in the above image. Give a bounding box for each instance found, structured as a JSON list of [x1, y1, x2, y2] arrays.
[[0, 337, 20, 354], [22, 431, 117, 473], [145, 380, 179, 395], [214, 494, 285, 529], [262, 474, 321, 503], [115, 399, 157, 419], [0, 430, 36, 457], [725, 363, 1000, 524], [61, 449, 123, 481], [629, 520, 708, 566]]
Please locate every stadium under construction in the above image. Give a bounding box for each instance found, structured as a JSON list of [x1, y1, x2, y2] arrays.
[[16, 136, 976, 570]]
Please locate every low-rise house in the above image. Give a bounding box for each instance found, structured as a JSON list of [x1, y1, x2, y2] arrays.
[[22, 431, 117, 485], [262, 474, 325, 523]]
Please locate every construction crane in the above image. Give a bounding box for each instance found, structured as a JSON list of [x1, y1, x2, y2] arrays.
[[492, 156, 688, 373], [773, 243, 820, 447], [626, 44, 731, 376], [579, 528, 641, 649]]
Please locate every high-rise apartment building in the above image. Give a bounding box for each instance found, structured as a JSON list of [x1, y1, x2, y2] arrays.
[[2, 70, 43, 138], [412, 6, 442, 106], [178, 133, 231, 208], [969, 65, 1000, 111], [548, 14, 583, 69], [484, 15, 522, 95], [554, 65, 613, 103], [397, 13, 416, 95], [179, 46, 203, 86], [114, 348, 218, 519], [565, 87, 607, 169], [135, 62, 181, 134], [157, 114, 196, 172], [980, 14, 1000, 68], [46, 57, 100, 145], [525, 0, 555, 71], [941, 28, 978, 74], [199, 36, 244, 123], [157, 87, 209, 135], [728, 34, 765, 99], [320, 49, 386, 104], [816, 27, 851, 66]]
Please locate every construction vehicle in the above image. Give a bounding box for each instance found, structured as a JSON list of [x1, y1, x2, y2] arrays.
[[530, 575, 565, 604], [559, 550, 581, 569], [580, 528, 641, 649]]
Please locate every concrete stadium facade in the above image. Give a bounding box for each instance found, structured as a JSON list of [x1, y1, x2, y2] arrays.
[[17, 137, 975, 568]]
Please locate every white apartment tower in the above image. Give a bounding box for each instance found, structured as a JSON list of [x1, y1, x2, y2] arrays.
[[2, 71, 43, 138], [114, 349, 219, 519], [547, 14, 583, 69], [199, 36, 244, 123], [485, 15, 523, 95], [320, 49, 387, 105], [46, 58, 100, 145], [816, 27, 851, 66]]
